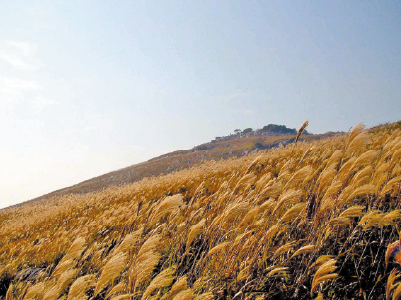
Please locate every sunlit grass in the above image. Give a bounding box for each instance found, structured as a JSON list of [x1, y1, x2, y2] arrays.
[[1, 121, 401, 299]]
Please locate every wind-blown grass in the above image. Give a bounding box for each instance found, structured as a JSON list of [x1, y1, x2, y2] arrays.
[[1, 121, 401, 299]]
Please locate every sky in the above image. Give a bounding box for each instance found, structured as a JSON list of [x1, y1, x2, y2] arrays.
[[0, 1, 400, 209]]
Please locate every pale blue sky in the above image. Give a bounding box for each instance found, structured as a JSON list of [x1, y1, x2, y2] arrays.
[[1, 1, 400, 208]]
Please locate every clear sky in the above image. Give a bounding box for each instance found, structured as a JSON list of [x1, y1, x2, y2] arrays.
[[0, 1, 400, 209]]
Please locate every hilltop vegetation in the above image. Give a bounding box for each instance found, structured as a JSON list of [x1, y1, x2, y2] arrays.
[[1, 122, 401, 299], [211, 123, 310, 143]]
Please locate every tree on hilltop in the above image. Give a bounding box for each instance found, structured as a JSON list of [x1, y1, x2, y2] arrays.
[[242, 128, 253, 134], [262, 124, 297, 134]]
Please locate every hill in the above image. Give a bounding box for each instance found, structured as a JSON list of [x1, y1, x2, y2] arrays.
[[1, 121, 401, 299], [24, 126, 338, 206]]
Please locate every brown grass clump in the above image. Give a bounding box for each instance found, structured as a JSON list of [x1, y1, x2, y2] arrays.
[[272, 189, 302, 215], [186, 219, 206, 251], [311, 259, 338, 296], [24, 282, 45, 300], [130, 234, 161, 293], [386, 269, 400, 300], [149, 194, 184, 226], [161, 276, 189, 300], [381, 175, 401, 197], [207, 242, 230, 257], [67, 275, 95, 300], [105, 282, 126, 299], [267, 267, 289, 278], [278, 203, 306, 224], [112, 228, 143, 256], [171, 289, 195, 300], [295, 120, 309, 143], [346, 184, 376, 202], [339, 205, 365, 218], [291, 245, 315, 258], [95, 252, 127, 296], [142, 267, 175, 300]]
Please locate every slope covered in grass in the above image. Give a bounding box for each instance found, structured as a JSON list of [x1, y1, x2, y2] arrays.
[[1, 122, 401, 299], [25, 132, 336, 206]]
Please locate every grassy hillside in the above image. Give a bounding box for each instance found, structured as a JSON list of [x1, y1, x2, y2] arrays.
[[26, 132, 336, 205], [1, 122, 401, 299]]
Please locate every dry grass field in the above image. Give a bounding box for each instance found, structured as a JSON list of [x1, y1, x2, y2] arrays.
[[1, 122, 401, 300]]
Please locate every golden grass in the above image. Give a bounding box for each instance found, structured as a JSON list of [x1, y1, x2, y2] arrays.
[[149, 194, 184, 226], [291, 245, 315, 258], [161, 276, 189, 300], [95, 252, 127, 295], [142, 267, 175, 300], [130, 234, 162, 293], [186, 219, 205, 251], [311, 259, 337, 296], [1, 122, 401, 299], [386, 269, 400, 300], [338, 205, 365, 218], [24, 282, 45, 300], [295, 120, 309, 143], [67, 275, 95, 300]]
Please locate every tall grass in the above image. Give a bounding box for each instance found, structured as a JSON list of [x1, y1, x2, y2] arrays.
[[1, 121, 401, 299]]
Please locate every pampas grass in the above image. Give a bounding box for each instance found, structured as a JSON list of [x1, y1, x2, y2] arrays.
[[24, 282, 45, 300], [149, 194, 184, 226], [272, 242, 296, 259], [112, 228, 143, 256], [142, 267, 175, 300], [161, 276, 189, 300], [278, 203, 306, 224], [381, 175, 401, 196], [346, 123, 365, 149], [272, 189, 302, 215], [130, 234, 161, 293], [3, 121, 401, 299], [207, 242, 230, 256], [386, 269, 400, 300], [193, 292, 214, 300], [284, 166, 313, 190], [347, 131, 370, 155], [67, 275, 95, 300], [291, 245, 315, 258], [267, 267, 289, 277], [186, 219, 205, 251], [171, 289, 194, 300], [295, 120, 309, 143], [61, 237, 86, 263], [95, 252, 127, 296], [346, 184, 376, 202], [105, 282, 126, 299], [339, 205, 364, 218], [311, 259, 337, 296]]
